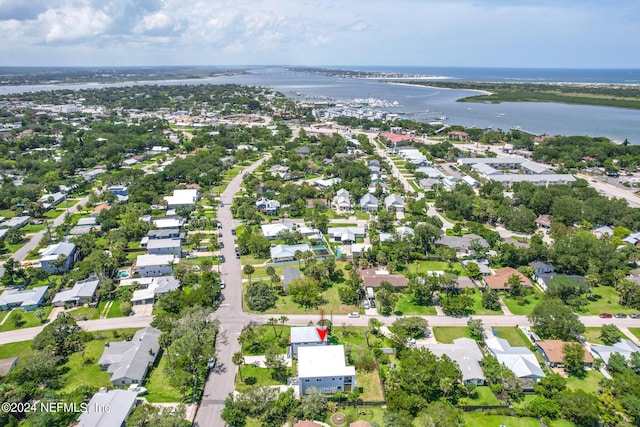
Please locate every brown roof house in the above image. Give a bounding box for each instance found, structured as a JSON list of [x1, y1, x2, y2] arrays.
[[483, 267, 533, 291], [359, 269, 409, 288], [536, 340, 594, 368]]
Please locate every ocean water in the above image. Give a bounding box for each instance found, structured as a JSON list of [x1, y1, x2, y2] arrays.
[[1, 66, 639, 143]]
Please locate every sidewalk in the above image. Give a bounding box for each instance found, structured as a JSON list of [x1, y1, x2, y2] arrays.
[[498, 297, 512, 315]]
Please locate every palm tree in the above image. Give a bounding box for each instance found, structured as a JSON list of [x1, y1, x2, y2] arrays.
[[243, 264, 255, 285], [278, 315, 289, 338], [267, 318, 278, 336], [232, 351, 245, 382], [294, 250, 303, 269]]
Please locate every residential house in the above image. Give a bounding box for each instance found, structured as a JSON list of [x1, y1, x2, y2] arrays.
[[368, 181, 388, 194], [591, 339, 640, 365], [297, 345, 356, 395], [39, 242, 77, 273], [0, 286, 48, 311], [434, 234, 489, 258], [98, 327, 161, 386], [152, 217, 184, 229], [282, 267, 302, 293], [261, 222, 294, 240], [351, 244, 372, 256], [384, 194, 404, 212], [256, 198, 281, 215], [288, 326, 328, 359], [297, 146, 311, 156], [462, 260, 491, 276], [447, 130, 470, 142], [77, 217, 97, 227], [131, 276, 180, 305], [270, 243, 313, 263], [52, 276, 99, 307], [623, 232, 640, 246], [91, 203, 111, 218], [269, 165, 291, 180], [108, 185, 128, 202], [423, 338, 485, 385], [0, 216, 30, 229], [359, 269, 409, 288], [536, 274, 585, 292], [536, 340, 594, 368], [333, 189, 352, 212], [164, 189, 198, 209], [39, 191, 66, 210], [314, 177, 341, 190], [485, 336, 545, 381], [483, 267, 533, 291], [76, 389, 139, 427], [147, 229, 183, 240], [134, 254, 175, 277], [327, 226, 366, 244], [146, 238, 182, 257], [529, 261, 555, 278], [592, 225, 614, 238], [535, 214, 552, 230], [359, 193, 378, 212]]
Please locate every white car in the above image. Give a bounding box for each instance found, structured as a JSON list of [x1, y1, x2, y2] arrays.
[[219, 281, 226, 289], [363, 300, 370, 309], [348, 312, 360, 318]]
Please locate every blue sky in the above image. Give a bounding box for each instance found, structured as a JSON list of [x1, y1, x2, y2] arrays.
[[0, 0, 638, 68]]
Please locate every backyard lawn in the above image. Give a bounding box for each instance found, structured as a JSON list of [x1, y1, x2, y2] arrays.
[[502, 291, 543, 315], [236, 365, 284, 392], [463, 413, 549, 427], [356, 369, 384, 401], [433, 326, 470, 344], [458, 386, 503, 406], [396, 260, 465, 276], [467, 288, 503, 315], [144, 351, 184, 403], [491, 327, 531, 348], [0, 306, 53, 332], [60, 336, 112, 393], [326, 406, 386, 427], [565, 369, 605, 393], [394, 293, 437, 315]]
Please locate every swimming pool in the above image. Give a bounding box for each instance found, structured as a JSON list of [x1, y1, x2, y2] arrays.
[[118, 271, 129, 278]]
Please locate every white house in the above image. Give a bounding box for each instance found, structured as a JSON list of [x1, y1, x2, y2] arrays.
[[297, 345, 356, 395], [359, 193, 378, 212], [77, 389, 139, 427], [314, 177, 341, 189], [384, 194, 404, 212], [98, 327, 161, 386], [52, 276, 99, 307], [135, 254, 175, 277], [261, 222, 294, 240], [164, 189, 198, 209], [288, 326, 329, 359], [270, 243, 313, 263], [146, 238, 182, 257], [256, 198, 281, 215], [39, 242, 77, 273], [39, 191, 66, 210], [423, 338, 485, 385], [591, 339, 640, 365], [0, 216, 30, 229], [0, 286, 48, 311], [131, 276, 180, 305], [327, 227, 366, 244], [485, 336, 545, 380], [153, 218, 184, 229], [333, 189, 352, 212]]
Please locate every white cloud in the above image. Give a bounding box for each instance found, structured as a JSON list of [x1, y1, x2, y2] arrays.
[[39, 6, 112, 44]]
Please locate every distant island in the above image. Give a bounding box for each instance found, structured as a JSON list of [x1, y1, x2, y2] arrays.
[[395, 80, 640, 110]]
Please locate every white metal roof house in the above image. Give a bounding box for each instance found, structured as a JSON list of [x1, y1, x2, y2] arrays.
[[39, 242, 77, 273], [485, 336, 545, 380], [39, 191, 66, 210], [289, 326, 329, 359], [77, 389, 139, 427], [384, 194, 404, 212], [359, 193, 378, 212], [52, 276, 99, 307], [423, 338, 485, 385], [270, 243, 312, 263], [98, 327, 161, 386], [261, 222, 294, 240], [327, 227, 366, 243], [591, 339, 640, 365], [131, 276, 180, 305], [135, 254, 175, 277], [297, 345, 356, 395], [0, 286, 48, 311], [0, 216, 30, 229], [163, 189, 199, 209], [333, 189, 352, 212], [146, 238, 182, 257]]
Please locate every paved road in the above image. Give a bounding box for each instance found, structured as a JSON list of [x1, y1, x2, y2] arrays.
[[195, 154, 270, 427], [0, 195, 91, 276]]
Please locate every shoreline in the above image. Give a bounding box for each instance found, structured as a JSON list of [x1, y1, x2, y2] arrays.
[[385, 80, 493, 96]]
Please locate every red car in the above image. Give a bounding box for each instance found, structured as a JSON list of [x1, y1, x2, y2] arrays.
[[599, 313, 613, 318]]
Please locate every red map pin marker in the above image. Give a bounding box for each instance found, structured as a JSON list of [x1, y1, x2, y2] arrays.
[[316, 327, 328, 342]]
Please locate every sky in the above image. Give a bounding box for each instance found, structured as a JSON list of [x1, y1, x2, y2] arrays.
[[0, 0, 639, 68]]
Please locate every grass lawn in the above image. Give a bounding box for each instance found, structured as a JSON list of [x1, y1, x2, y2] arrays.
[[549, 420, 577, 427], [144, 351, 183, 403], [241, 254, 271, 266], [582, 286, 634, 315], [0, 306, 53, 332], [0, 340, 34, 360], [244, 283, 358, 315], [492, 327, 531, 348], [502, 291, 543, 315], [463, 413, 545, 427], [582, 327, 604, 344], [44, 209, 65, 219], [397, 260, 465, 276], [106, 301, 126, 318], [60, 337, 112, 393], [68, 303, 103, 321], [629, 328, 640, 340], [21, 224, 45, 234], [353, 211, 370, 220], [326, 405, 386, 427], [356, 369, 384, 401], [467, 288, 503, 315], [433, 327, 470, 344], [0, 209, 15, 218], [241, 324, 291, 355], [236, 365, 284, 392], [394, 293, 437, 315], [565, 369, 604, 393], [458, 386, 502, 406]]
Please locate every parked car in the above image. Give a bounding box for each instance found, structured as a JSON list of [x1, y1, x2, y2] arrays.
[[231, 229, 236, 235], [219, 202, 224, 207], [631, 313, 640, 319], [363, 300, 370, 309], [185, 253, 197, 259], [219, 255, 225, 263], [615, 313, 627, 318], [599, 313, 613, 318], [219, 281, 226, 289], [370, 299, 376, 308], [235, 253, 241, 259], [348, 312, 360, 318], [219, 242, 224, 249]]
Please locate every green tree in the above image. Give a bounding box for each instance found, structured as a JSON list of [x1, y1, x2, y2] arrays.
[[232, 351, 244, 382], [391, 317, 429, 339], [35, 308, 46, 323], [221, 394, 247, 427], [243, 264, 255, 285], [482, 289, 501, 311], [528, 298, 585, 340], [563, 342, 586, 378], [288, 278, 325, 310], [533, 372, 567, 399], [11, 311, 24, 328], [301, 388, 328, 421], [467, 317, 484, 341], [376, 281, 399, 315], [560, 389, 601, 427], [440, 294, 473, 316], [507, 274, 523, 297], [32, 316, 88, 357], [526, 395, 561, 419], [417, 401, 464, 427], [601, 323, 623, 346], [245, 282, 277, 311], [265, 346, 289, 382]]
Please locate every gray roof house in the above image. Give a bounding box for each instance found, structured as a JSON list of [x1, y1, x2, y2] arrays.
[[485, 336, 545, 380], [39, 242, 77, 273], [289, 326, 329, 359], [52, 276, 99, 307], [270, 243, 313, 263], [435, 234, 489, 257], [39, 191, 66, 210], [529, 261, 555, 277], [422, 338, 485, 385], [384, 194, 404, 212], [282, 267, 302, 292], [0, 286, 48, 311], [0, 216, 30, 229], [98, 327, 161, 386], [591, 339, 640, 365], [359, 193, 378, 212], [146, 238, 182, 257], [77, 389, 139, 427], [131, 276, 180, 305], [327, 226, 366, 243], [333, 189, 352, 212]]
